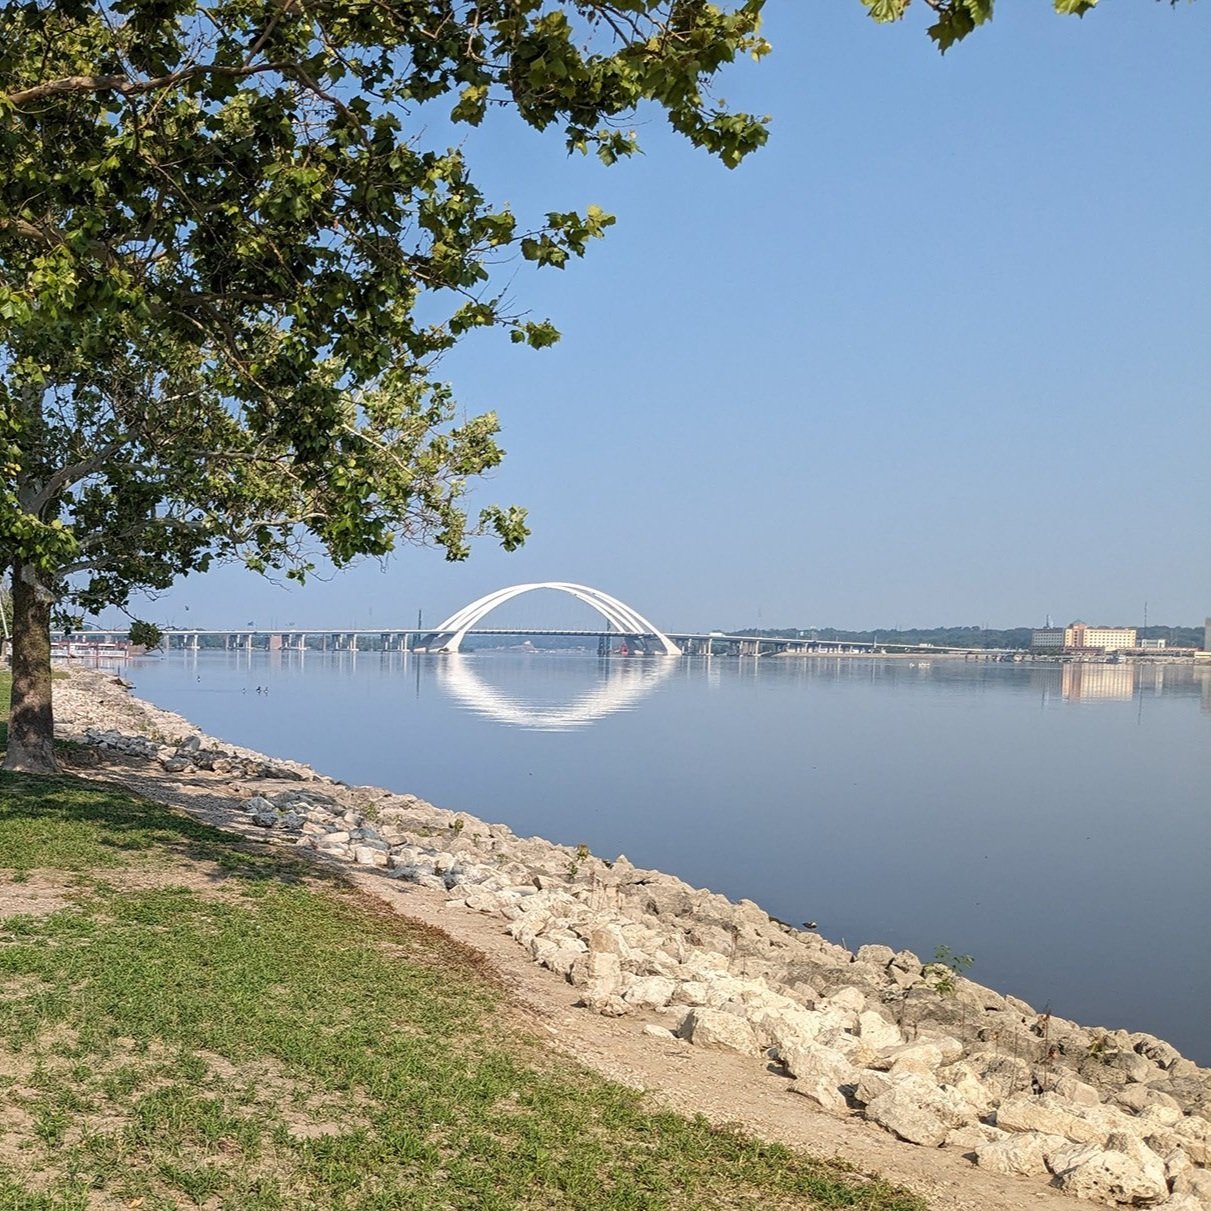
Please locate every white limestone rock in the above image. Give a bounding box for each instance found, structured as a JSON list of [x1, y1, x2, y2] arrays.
[[944, 1123, 1005, 1151], [642, 1024, 678, 1041], [1170, 1165, 1211, 1206], [937, 1061, 997, 1118], [826, 985, 867, 1014], [782, 1041, 860, 1115], [917, 1034, 964, 1064], [975, 1132, 1070, 1177], [852, 1070, 897, 1108], [882, 1041, 945, 1076], [1048, 1134, 1169, 1207], [857, 1010, 903, 1051], [1052, 1074, 1104, 1108], [623, 976, 677, 1010], [864, 1088, 948, 1148], [1156, 1196, 1206, 1211], [679, 1008, 759, 1055], [1118, 1085, 1183, 1116], [996, 1093, 1115, 1145], [965, 1051, 1034, 1103], [1172, 1117, 1211, 1166], [856, 944, 896, 967], [574, 950, 625, 1010], [864, 1073, 981, 1147]]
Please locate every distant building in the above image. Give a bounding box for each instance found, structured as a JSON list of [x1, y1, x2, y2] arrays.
[[1031, 621, 1137, 652], [1138, 638, 1167, 650], [1031, 628, 1067, 649], [1070, 623, 1137, 651], [1205, 617, 1211, 652]]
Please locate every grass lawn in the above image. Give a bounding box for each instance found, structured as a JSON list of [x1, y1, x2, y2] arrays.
[[0, 679, 928, 1211]]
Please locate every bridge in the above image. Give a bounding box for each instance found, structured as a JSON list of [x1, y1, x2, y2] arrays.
[[54, 581, 1021, 659]]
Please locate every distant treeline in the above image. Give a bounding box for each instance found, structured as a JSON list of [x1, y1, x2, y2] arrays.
[[727, 625, 1206, 650]]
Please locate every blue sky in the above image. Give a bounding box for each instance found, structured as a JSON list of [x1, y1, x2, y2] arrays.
[[117, 2, 1210, 634]]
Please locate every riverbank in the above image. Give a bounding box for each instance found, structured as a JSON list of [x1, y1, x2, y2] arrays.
[[28, 669, 1211, 1209]]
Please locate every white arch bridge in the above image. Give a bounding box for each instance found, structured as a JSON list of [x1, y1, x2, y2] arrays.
[[421, 582, 682, 656]]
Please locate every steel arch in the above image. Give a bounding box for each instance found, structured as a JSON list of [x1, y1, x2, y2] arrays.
[[430, 582, 681, 655]]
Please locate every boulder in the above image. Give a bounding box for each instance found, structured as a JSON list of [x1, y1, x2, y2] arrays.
[[1170, 1165, 1211, 1205], [623, 976, 677, 1010], [857, 1011, 903, 1050], [1051, 1074, 1104, 1108], [1158, 1196, 1206, 1211], [1172, 1117, 1211, 1166], [531, 939, 583, 980], [679, 1008, 758, 1055], [852, 1069, 896, 1107], [864, 1087, 948, 1148], [642, 1024, 678, 1041], [882, 1040, 945, 1076], [964, 1051, 1033, 1102], [826, 986, 867, 1014], [863, 1073, 980, 1147], [576, 950, 624, 1009], [945, 1123, 1005, 1151], [856, 944, 896, 967], [1048, 1135, 1169, 1206], [937, 1061, 997, 1118], [781, 1041, 859, 1115], [995, 1093, 1108, 1144], [975, 1132, 1069, 1177]]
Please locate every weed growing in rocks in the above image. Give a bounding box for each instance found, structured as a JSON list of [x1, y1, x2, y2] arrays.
[[923, 945, 974, 997]]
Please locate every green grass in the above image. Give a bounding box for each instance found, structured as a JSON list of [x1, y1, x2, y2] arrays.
[[0, 745, 929, 1209]]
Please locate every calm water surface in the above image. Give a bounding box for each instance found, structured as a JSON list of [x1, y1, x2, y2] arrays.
[[122, 651, 1211, 1063]]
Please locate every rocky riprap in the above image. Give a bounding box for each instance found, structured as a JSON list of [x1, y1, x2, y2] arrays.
[[51, 669, 1211, 1210]]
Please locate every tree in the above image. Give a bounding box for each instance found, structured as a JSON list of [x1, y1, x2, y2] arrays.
[[127, 620, 163, 651], [0, 0, 1129, 773], [1, 0, 776, 772]]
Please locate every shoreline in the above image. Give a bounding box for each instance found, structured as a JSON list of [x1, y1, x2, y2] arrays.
[[43, 667, 1211, 1210]]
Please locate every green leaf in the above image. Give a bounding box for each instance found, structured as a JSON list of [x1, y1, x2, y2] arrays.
[[861, 0, 911, 22]]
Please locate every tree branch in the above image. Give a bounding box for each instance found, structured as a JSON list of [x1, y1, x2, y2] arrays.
[[6, 60, 291, 107], [29, 437, 130, 515]]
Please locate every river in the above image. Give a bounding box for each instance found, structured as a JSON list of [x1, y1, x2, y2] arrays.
[[118, 650, 1211, 1065]]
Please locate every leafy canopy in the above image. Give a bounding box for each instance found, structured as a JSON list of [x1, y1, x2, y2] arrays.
[[0, 0, 771, 615]]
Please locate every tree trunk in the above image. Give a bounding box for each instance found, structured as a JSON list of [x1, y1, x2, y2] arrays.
[[3, 560, 59, 774]]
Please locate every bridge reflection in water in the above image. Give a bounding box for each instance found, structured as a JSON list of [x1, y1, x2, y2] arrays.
[[434, 653, 675, 731]]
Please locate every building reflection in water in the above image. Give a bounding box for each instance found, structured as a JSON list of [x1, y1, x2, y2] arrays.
[[1198, 666, 1211, 715], [1060, 663, 1137, 702], [435, 653, 675, 731]]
